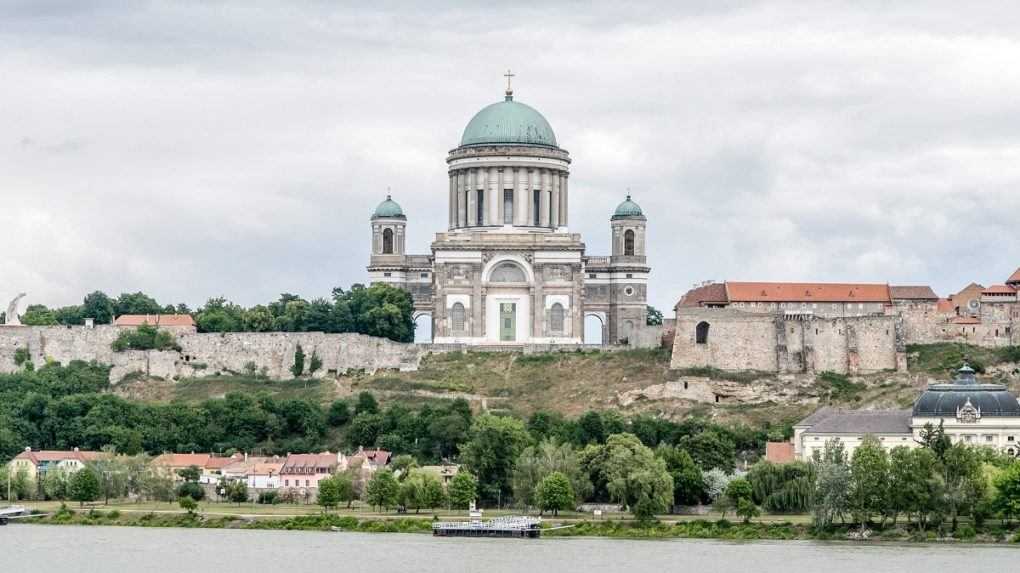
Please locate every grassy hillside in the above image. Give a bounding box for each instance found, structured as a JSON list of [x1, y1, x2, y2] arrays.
[[114, 344, 1020, 427]]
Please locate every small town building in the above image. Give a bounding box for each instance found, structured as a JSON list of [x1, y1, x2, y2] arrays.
[[7, 447, 107, 482], [792, 365, 1020, 461], [114, 314, 197, 333], [279, 452, 348, 496]]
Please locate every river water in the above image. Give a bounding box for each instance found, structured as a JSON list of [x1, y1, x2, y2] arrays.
[[1, 525, 1017, 572]]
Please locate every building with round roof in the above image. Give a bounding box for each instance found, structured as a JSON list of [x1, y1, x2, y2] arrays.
[[913, 365, 1020, 418], [367, 77, 655, 348]]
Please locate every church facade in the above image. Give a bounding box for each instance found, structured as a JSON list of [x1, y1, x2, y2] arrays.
[[367, 83, 652, 346]]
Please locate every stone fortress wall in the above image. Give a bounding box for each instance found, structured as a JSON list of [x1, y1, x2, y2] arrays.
[[670, 309, 905, 375], [0, 326, 426, 383]]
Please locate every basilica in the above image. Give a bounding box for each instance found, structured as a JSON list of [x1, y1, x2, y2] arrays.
[[366, 80, 654, 346]]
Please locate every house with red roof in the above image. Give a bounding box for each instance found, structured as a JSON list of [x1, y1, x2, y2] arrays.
[[279, 452, 348, 498], [114, 314, 197, 333], [7, 447, 109, 483]]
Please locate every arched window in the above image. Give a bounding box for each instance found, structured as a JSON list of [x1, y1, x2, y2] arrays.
[[382, 228, 394, 254], [550, 303, 565, 333], [696, 321, 710, 344], [451, 303, 465, 332], [489, 262, 527, 283], [624, 229, 635, 256]]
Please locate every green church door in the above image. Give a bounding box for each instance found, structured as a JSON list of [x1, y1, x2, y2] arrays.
[[499, 303, 516, 342]]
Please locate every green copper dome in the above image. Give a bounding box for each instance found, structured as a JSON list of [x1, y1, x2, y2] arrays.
[[372, 195, 405, 219], [612, 195, 644, 219], [460, 93, 557, 148]]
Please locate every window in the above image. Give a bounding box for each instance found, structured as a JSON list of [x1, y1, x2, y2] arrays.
[[503, 190, 513, 224], [285, 480, 289, 487], [588, 273, 597, 279], [383, 272, 391, 277], [533, 189, 541, 225], [696, 321, 710, 344], [421, 273, 429, 278], [624, 229, 635, 256], [626, 273, 633, 278], [476, 189, 485, 225], [550, 303, 565, 333], [382, 228, 394, 254], [451, 303, 466, 332], [489, 262, 527, 283]]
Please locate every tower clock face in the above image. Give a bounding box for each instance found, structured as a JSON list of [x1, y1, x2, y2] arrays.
[[969, 300, 979, 310]]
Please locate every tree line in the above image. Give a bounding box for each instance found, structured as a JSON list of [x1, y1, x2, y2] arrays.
[[12, 283, 416, 343]]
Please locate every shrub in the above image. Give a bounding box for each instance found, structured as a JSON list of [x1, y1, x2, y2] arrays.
[[14, 347, 30, 367], [111, 323, 180, 352], [257, 491, 279, 505]]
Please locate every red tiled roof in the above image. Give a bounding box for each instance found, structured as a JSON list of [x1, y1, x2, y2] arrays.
[[152, 453, 212, 468], [1008, 268, 1020, 284], [676, 283, 729, 309], [114, 314, 196, 327], [765, 442, 796, 464], [890, 286, 939, 300], [361, 449, 391, 466], [725, 282, 891, 303], [935, 298, 955, 313], [204, 456, 240, 470], [13, 448, 106, 464], [281, 452, 340, 474], [982, 285, 1017, 295]]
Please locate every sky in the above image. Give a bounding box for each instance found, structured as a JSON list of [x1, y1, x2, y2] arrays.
[[2, 1, 1019, 316]]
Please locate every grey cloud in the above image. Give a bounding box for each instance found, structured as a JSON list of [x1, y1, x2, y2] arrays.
[[1, 1, 1019, 313]]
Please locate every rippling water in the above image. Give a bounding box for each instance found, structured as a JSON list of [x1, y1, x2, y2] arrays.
[[1, 525, 1018, 572]]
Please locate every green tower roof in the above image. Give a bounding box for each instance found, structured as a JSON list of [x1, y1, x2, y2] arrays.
[[372, 195, 405, 219], [612, 195, 644, 219], [460, 92, 557, 148]]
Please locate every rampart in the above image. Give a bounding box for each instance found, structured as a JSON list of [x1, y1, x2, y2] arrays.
[[0, 326, 426, 383]]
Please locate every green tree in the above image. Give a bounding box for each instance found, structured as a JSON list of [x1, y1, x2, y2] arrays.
[[335, 283, 415, 342], [111, 323, 179, 352], [114, 292, 163, 316], [327, 400, 351, 427], [919, 421, 951, 460], [365, 469, 400, 511], [179, 495, 198, 515], [21, 305, 58, 326], [81, 291, 116, 324], [993, 461, 1020, 525], [177, 465, 201, 482], [291, 344, 306, 377], [460, 414, 530, 504], [391, 454, 419, 481], [599, 433, 673, 521], [354, 392, 379, 415], [400, 470, 446, 513], [940, 444, 985, 532], [657, 445, 705, 506], [43, 469, 69, 500], [512, 439, 592, 509], [535, 471, 575, 516], [646, 305, 663, 326], [811, 439, 850, 529], [309, 351, 323, 374], [849, 435, 889, 529], [68, 467, 101, 507], [317, 475, 341, 511], [226, 480, 248, 505], [746, 460, 815, 513], [677, 430, 736, 472], [722, 478, 756, 523], [448, 471, 478, 509]]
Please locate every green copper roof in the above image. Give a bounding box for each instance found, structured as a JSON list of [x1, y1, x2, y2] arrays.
[[612, 195, 644, 219], [460, 93, 557, 147], [372, 195, 405, 219]]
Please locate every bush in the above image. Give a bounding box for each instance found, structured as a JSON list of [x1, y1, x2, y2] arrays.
[[177, 481, 206, 501], [111, 324, 180, 352], [257, 491, 279, 505]]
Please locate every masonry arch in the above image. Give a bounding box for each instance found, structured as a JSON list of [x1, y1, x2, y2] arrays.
[[413, 311, 433, 343], [482, 255, 535, 285], [696, 321, 710, 344], [584, 312, 606, 345], [624, 229, 635, 256], [451, 303, 466, 333], [382, 228, 394, 254]]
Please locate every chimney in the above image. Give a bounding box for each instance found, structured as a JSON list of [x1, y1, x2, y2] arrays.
[[25, 446, 31, 452], [73, 447, 79, 452], [244, 452, 248, 463]]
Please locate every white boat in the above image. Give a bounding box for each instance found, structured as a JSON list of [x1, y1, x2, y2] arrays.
[[0, 506, 29, 525]]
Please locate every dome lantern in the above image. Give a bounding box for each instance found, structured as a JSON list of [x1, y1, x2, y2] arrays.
[[612, 195, 645, 220], [372, 195, 405, 220]]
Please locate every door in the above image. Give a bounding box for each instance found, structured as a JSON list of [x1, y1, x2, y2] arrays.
[[499, 303, 516, 341]]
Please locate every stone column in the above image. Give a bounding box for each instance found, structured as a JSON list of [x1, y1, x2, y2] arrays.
[[515, 168, 526, 226], [449, 173, 456, 229], [561, 174, 569, 227], [539, 170, 550, 227], [456, 170, 466, 228], [550, 170, 560, 229], [487, 167, 498, 225], [497, 168, 505, 225], [467, 169, 477, 227]]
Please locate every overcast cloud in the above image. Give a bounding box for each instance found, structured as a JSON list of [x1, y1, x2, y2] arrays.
[[2, 1, 1019, 314]]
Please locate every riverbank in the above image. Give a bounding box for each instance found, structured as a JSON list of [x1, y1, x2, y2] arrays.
[[16, 505, 1020, 544]]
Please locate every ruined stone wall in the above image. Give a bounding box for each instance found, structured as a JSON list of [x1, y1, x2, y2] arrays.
[[670, 310, 901, 374], [0, 326, 426, 383], [898, 304, 1018, 347]]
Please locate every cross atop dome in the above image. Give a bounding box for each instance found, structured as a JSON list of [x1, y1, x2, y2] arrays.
[[504, 69, 515, 101]]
